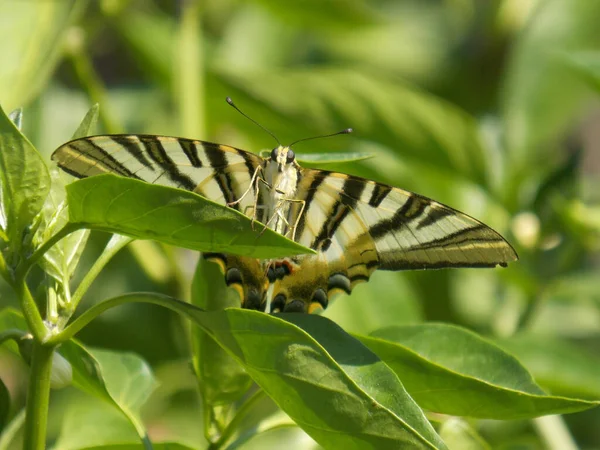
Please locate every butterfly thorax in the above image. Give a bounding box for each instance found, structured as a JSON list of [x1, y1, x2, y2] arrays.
[[261, 145, 299, 236]]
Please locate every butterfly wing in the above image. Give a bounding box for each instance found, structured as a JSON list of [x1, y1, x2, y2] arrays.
[[52, 134, 265, 215], [267, 169, 517, 312]]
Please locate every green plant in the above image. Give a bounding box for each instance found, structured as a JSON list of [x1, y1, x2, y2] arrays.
[[1, 1, 600, 449]]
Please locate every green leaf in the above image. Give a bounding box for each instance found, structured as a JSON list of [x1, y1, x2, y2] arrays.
[[0, 308, 27, 353], [359, 323, 599, 419], [560, 51, 600, 93], [0, 1, 86, 111], [72, 104, 100, 140], [58, 340, 157, 445], [65, 174, 313, 259], [0, 104, 51, 255], [68, 296, 447, 449], [296, 151, 374, 165], [438, 418, 490, 450], [38, 105, 99, 285], [53, 396, 144, 450], [0, 376, 9, 432], [502, 0, 600, 169], [191, 257, 252, 441], [497, 334, 600, 400]]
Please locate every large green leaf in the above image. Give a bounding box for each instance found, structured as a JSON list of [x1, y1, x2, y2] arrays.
[[66, 296, 448, 449], [0, 105, 50, 255], [65, 174, 313, 259], [58, 340, 157, 446], [0, 1, 85, 111], [498, 335, 600, 400], [359, 323, 598, 419]]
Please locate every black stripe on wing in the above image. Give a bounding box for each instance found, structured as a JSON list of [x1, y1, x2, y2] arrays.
[[139, 136, 197, 190], [109, 135, 156, 172], [66, 138, 144, 179], [311, 176, 366, 251], [369, 194, 429, 240], [294, 171, 328, 243], [203, 144, 241, 210]]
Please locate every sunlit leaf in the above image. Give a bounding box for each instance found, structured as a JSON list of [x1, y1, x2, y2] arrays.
[[74, 295, 448, 449], [360, 323, 599, 419], [58, 340, 157, 445], [0, 105, 50, 255], [498, 334, 600, 400], [65, 174, 313, 259], [39, 105, 99, 284]]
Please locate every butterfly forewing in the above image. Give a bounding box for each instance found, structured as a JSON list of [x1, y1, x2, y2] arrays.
[[52, 135, 264, 216]]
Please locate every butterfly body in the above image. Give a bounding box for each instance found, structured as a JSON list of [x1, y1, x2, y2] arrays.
[[52, 133, 517, 314]]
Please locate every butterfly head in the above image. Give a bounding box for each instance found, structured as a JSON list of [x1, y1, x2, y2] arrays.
[[270, 145, 296, 172]]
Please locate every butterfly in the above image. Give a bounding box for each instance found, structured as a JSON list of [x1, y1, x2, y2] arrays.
[[52, 103, 517, 313]]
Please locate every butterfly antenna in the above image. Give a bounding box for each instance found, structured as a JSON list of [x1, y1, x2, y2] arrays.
[[226, 97, 281, 146], [288, 128, 353, 147]]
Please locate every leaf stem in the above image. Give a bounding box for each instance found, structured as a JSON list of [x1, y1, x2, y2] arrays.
[[15, 279, 47, 342], [23, 342, 55, 450], [533, 415, 579, 450], [0, 328, 26, 345], [211, 389, 269, 449], [65, 234, 133, 323], [47, 292, 189, 345]]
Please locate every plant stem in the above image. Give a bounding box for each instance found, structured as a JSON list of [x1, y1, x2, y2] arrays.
[[212, 389, 269, 448], [15, 279, 47, 342], [23, 342, 55, 450], [67, 234, 132, 321], [533, 415, 579, 450]]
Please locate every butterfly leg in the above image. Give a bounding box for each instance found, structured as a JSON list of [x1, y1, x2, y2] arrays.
[[227, 166, 263, 209], [287, 199, 306, 241]]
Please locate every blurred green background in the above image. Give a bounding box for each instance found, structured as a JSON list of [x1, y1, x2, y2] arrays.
[[1, 0, 599, 448]]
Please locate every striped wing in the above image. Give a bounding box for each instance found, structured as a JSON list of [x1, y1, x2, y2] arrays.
[[52, 134, 517, 314], [52, 135, 264, 215], [291, 169, 517, 270], [261, 170, 517, 313]]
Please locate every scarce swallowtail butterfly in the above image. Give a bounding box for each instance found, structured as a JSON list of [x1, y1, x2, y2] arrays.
[[52, 98, 517, 313]]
